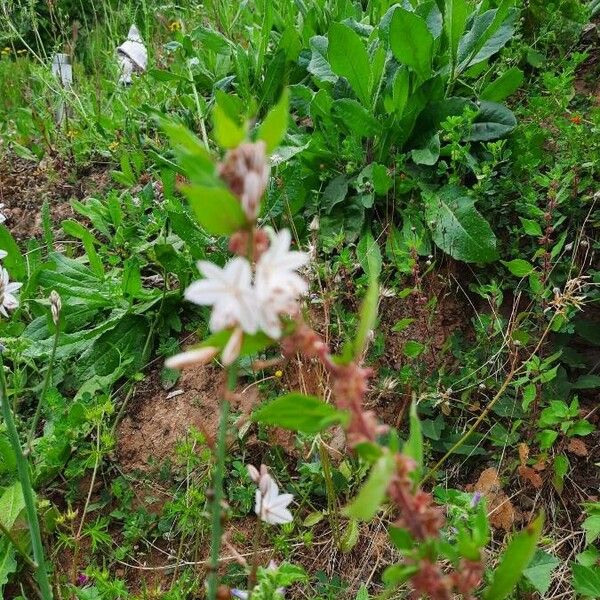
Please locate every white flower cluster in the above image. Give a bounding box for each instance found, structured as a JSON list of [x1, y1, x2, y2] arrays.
[[182, 228, 307, 365], [0, 250, 21, 318], [247, 464, 294, 525]]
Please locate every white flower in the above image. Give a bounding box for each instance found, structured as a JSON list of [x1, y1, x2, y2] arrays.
[[249, 463, 294, 525], [165, 346, 219, 370], [0, 250, 7, 260], [0, 267, 21, 317], [255, 229, 308, 338], [0, 204, 6, 224], [185, 257, 258, 334]]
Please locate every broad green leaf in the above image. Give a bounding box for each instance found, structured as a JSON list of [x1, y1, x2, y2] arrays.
[[481, 67, 524, 101], [425, 186, 498, 263], [339, 519, 360, 553], [403, 402, 423, 472], [161, 120, 211, 159], [182, 185, 247, 234], [62, 220, 104, 276], [389, 67, 410, 116], [212, 104, 245, 148], [328, 23, 371, 105], [403, 340, 425, 358], [355, 583, 369, 600], [322, 175, 349, 213], [573, 375, 600, 390], [307, 36, 337, 83], [252, 393, 349, 434], [0, 539, 17, 592], [523, 550, 559, 595], [572, 564, 600, 597], [502, 259, 533, 277], [468, 102, 517, 141], [332, 99, 380, 137], [390, 9, 434, 81], [445, 0, 468, 69], [411, 132, 440, 165], [552, 454, 569, 493], [354, 276, 379, 359], [0, 225, 26, 281], [519, 218, 542, 237], [0, 482, 25, 530], [356, 230, 382, 279], [484, 513, 544, 600], [347, 451, 396, 521], [582, 514, 600, 545], [257, 89, 289, 152]]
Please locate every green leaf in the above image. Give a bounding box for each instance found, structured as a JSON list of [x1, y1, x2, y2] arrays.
[[62, 220, 104, 276], [403, 340, 425, 358], [212, 104, 245, 148], [252, 393, 348, 434], [322, 175, 349, 213], [403, 402, 423, 472], [390, 9, 434, 81], [519, 218, 542, 237], [0, 539, 17, 592], [572, 564, 600, 597], [445, 0, 468, 68], [523, 550, 559, 595], [425, 186, 498, 263], [481, 67, 524, 102], [356, 230, 382, 279], [484, 513, 544, 600], [411, 132, 440, 165], [182, 184, 247, 234], [328, 22, 371, 105], [354, 276, 379, 359], [346, 451, 396, 521], [382, 564, 419, 586], [332, 99, 380, 137], [339, 519, 360, 553], [582, 514, 600, 545], [257, 89, 289, 152], [468, 102, 517, 141], [502, 259, 534, 277], [573, 375, 600, 390], [0, 482, 25, 531], [0, 225, 26, 281], [355, 583, 369, 600]]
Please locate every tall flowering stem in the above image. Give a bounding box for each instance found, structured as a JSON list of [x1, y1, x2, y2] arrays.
[[206, 364, 237, 600], [0, 354, 53, 599]]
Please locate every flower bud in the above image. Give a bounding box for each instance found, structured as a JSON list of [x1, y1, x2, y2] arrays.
[[50, 290, 61, 325], [165, 346, 219, 370]]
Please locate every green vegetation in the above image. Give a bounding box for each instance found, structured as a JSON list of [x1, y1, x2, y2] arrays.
[[0, 0, 598, 599]]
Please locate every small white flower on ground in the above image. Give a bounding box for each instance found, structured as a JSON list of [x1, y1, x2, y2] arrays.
[[0, 267, 21, 317], [249, 463, 294, 525], [0, 250, 7, 260], [165, 346, 219, 370], [0, 204, 6, 224], [185, 258, 258, 334], [255, 229, 308, 338]]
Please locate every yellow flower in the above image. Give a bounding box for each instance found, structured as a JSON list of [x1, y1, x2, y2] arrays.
[[169, 20, 182, 32], [108, 141, 120, 152], [274, 369, 283, 378]]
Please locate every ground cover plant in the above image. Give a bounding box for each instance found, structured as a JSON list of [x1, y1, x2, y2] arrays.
[[0, 0, 599, 598]]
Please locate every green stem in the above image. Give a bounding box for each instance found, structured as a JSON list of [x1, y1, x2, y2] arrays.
[[0, 357, 53, 599], [319, 440, 341, 546], [207, 364, 237, 600], [27, 322, 60, 449]]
